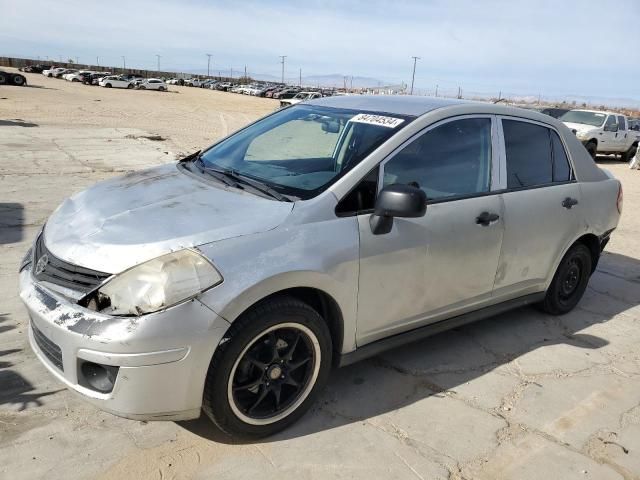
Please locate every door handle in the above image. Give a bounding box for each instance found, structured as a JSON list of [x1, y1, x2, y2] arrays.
[[562, 197, 579, 209], [476, 212, 500, 226]]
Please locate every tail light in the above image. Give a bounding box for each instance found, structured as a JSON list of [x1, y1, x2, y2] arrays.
[[617, 183, 623, 214]]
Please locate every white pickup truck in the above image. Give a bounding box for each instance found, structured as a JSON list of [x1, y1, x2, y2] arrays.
[[561, 109, 638, 161]]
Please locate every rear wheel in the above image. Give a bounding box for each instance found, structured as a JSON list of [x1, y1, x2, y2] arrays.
[[202, 296, 332, 439], [139, 85, 146, 90], [539, 243, 592, 315], [127, 83, 133, 89], [158, 86, 165, 91], [585, 141, 597, 160], [621, 145, 638, 163], [11, 74, 25, 86], [105, 83, 112, 88]]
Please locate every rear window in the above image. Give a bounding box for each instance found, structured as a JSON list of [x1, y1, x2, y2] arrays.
[[503, 120, 553, 188]]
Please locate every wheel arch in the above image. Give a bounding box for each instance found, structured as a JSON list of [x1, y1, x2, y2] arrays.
[[225, 286, 345, 366], [574, 233, 601, 274]]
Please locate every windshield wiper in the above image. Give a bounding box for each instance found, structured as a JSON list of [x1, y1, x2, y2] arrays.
[[212, 167, 292, 202]]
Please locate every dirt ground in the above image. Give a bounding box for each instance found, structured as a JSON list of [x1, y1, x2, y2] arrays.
[[1, 69, 640, 479]]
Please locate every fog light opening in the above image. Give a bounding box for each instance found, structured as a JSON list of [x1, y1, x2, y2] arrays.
[[79, 361, 119, 393]]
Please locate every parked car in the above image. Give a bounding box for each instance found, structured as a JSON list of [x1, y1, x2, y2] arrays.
[[272, 88, 300, 99], [55, 69, 78, 78], [560, 109, 638, 161], [42, 67, 66, 78], [216, 82, 232, 91], [184, 78, 202, 87], [19, 64, 51, 73], [0, 70, 27, 86], [98, 75, 134, 89], [64, 71, 93, 82], [137, 78, 167, 91], [280, 91, 322, 107], [537, 107, 570, 119], [19, 97, 621, 439], [84, 72, 111, 85]]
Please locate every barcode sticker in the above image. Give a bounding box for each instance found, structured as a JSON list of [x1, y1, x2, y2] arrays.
[[350, 113, 405, 128]]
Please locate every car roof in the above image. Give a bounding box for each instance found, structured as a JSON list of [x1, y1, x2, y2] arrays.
[[568, 109, 620, 116], [308, 95, 473, 116]]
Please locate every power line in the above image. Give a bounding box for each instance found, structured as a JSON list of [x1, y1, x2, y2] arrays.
[[410, 56, 420, 95]]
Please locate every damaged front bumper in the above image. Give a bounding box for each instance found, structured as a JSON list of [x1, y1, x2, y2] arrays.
[[19, 268, 230, 421]]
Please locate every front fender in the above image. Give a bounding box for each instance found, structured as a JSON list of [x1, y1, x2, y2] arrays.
[[196, 217, 360, 353]]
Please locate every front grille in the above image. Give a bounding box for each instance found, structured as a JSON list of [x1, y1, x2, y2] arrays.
[[31, 321, 64, 371], [33, 235, 110, 293]]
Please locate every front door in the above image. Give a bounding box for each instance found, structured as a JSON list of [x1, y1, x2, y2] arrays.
[[356, 116, 504, 345]]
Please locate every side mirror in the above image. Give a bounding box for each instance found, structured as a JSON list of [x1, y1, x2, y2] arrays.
[[370, 184, 427, 235]]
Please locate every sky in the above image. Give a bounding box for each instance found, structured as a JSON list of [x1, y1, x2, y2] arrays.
[[1, 0, 639, 102]]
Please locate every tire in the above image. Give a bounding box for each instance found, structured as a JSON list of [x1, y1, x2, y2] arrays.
[[202, 296, 332, 439], [539, 243, 592, 315], [158, 86, 164, 91], [71, 78, 79, 82], [585, 141, 597, 160], [127, 84, 133, 89], [11, 74, 25, 86], [139, 85, 145, 90], [621, 145, 637, 163], [105, 83, 112, 88], [0, 72, 6, 84]]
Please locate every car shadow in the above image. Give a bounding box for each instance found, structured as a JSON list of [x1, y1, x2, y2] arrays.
[[0, 120, 39, 127], [0, 314, 63, 411], [0, 204, 24, 244], [179, 249, 640, 444]]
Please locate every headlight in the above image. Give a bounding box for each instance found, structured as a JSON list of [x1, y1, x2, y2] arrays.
[[19, 246, 33, 272], [576, 130, 590, 139], [84, 250, 222, 316]]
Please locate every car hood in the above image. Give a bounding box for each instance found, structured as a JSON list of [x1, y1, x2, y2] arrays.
[[562, 122, 598, 134], [43, 163, 294, 273]]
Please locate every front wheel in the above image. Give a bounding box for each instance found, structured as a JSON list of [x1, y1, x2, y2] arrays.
[[621, 145, 637, 163], [139, 85, 146, 90], [105, 83, 112, 88], [585, 141, 597, 160], [202, 296, 332, 439], [539, 243, 592, 315]]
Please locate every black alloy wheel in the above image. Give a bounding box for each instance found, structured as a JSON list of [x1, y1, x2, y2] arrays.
[[202, 296, 332, 438]]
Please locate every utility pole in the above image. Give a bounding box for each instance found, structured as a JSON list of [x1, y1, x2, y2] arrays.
[[279, 55, 286, 84], [435, 84, 439, 97], [244, 65, 247, 83], [410, 56, 420, 95], [155, 54, 161, 71], [299, 68, 302, 87], [231, 67, 233, 80], [121, 56, 126, 69], [206, 54, 212, 77], [350, 76, 353, 90], [457, 86, 462, 99], [96, 56, 99, 67], [75, 56, 79, 65]]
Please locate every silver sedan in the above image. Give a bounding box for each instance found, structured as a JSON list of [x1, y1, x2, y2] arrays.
[[19, 96, 621, 438]]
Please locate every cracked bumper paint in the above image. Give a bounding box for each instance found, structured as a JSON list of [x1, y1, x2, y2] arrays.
[[19, 268, 230, 421]]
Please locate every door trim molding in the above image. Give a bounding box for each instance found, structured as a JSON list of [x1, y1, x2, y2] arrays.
[[339, 292, 545, 367]]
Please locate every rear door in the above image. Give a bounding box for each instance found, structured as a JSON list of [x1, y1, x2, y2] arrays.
[[493, 118, 581, 300]]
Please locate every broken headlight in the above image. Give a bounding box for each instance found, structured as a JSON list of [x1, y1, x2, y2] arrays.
[[19, 246, 34, 272], [83, 250, 222, 316]]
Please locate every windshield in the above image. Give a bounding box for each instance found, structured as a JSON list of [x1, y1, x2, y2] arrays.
[[560, 110, 607, 127], [199, 105, 413, 199]]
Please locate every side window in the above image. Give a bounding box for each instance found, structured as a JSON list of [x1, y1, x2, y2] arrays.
[[382, 118, 492, 201], [503, 120, 552, 188], [605, 115, 617, 129], [617, 116, 626, 131], [551, 131, 571, 182]]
